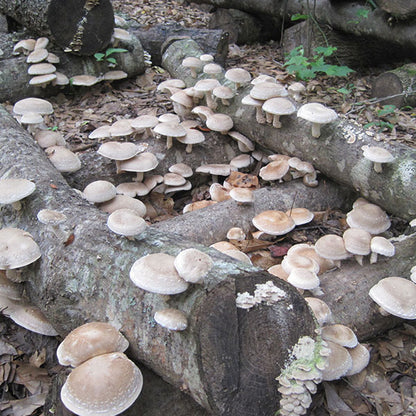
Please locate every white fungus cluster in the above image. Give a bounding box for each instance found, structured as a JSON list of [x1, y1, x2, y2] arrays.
[[276, 336, 329, 416], [236, 280, 286, 309]]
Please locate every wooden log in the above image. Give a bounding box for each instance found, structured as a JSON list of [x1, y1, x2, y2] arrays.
[[0, 0, 114, 55], [190, 0, 416, 61], [0, 31, 145, 102], [0, 103, 317, 415], [162, 38, 416, 221], [371, 63, 416, 108], [374, 0, 416, 20], [128, 22, 230, 66]]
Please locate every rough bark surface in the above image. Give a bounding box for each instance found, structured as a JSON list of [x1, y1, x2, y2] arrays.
[[191, 0, 416, 60], [0, 103, 317, 415], [371, 63, 416, 108], [374, 0, 416, 20], [129, 22, 230, 66], [0, 31, 145, 103], [162, 39, 416, 221], [0, 0, 114, 55]]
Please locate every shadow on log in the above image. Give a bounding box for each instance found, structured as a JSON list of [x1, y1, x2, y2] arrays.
[[162, 38, 416, 221], [0, 104, 318, 415], [0, 0, 114, 55]]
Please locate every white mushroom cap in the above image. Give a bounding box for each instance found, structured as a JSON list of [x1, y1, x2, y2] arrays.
[[0, 178, 36, 206], [314, 234, 351, 261], [227, 131, 255, 152], [45, 146, 81, 173], [174, 248, 213, 283], [321, 324, 358, 348], [346, 203, 391, 234], [169, 163, 193, 178], [321, 341, 353, 381], [342, 227, 372, 265], [97, 141, 140, 161], [259, 159, 290, 181], [89, 125, 111, 140], [0, 228, 41, 270], [224, 67, 251, 88], [26, 48, 48, 63], [304, 297, 332, 326], [297, 103, 338, 138], [107, 208, 147, 237], [71, 75, 100, 86], [370, 236, 395, 264], [252, 210, 296, 236], [206, 113, 234, 134], [182, 56, 202, 77], [34, 130, 65, 148], [229, 187, 254, 204], [199, 54, 214, 63], [112, 27, 131, 42], [288, 82, 306, 101], [13, 39, 36, 55], [368, 276, 416, 319], [130, 253, 189, 294], [103, 70, 128, 81], [250, 82, 288, 100], [9, 304, 58, 336], [118, 152, 159, 181], [362, 145, 394, 173], [262, 97, 296, 128], [154, 308, 188, 331], [241, 95, 266, 124], [286, 208, 314, 226], [98, 195, 147, 217], [56, 321, 129, 367], [13, 97, 53, 115], [203, 62, 223, 77], [0, 272, 23, 301], [53, 72, 70, 86], [37, 209, 67, 226], [287, 268, 320, 290], [60, 352, 143, 416], [191, 105, 215, 122], [226, 227, 246, 241], [116, 182, 149, 197], [345, 343, 370, 376], [109, 120, 134, 138], [83, 181, 117, 204]]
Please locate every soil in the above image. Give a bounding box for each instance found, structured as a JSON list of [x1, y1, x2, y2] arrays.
[[1, 1, 416, 415]]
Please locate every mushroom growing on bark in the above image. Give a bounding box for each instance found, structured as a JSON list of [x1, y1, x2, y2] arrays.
[[297, 103, 338, 138]]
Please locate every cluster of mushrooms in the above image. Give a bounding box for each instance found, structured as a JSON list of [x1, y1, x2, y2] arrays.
[[12, 31, 130, 90]]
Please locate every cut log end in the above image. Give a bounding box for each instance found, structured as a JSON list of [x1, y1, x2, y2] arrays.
[[47, 0, 114, 55], [195, 272, 316, 415]]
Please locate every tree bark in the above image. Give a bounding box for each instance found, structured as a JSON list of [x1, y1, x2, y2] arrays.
[[191, 0, 416, 61], [0, 0, 114, 55], [128, 22, 230, 66], [0, 31, 145, 103], [374, 0, 416, 20], [162, 38, 416, 221], [371, 63, 416, 108], [0, 103, 318, 415]]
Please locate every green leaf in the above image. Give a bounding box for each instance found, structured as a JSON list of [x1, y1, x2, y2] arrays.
[[284, 55, 308, 67], [106, 57, 117, 65], [94, 53, 105, 61], [314, 46, 337, 57], [295, 67, 317, 81], [325, 65, 355, 77], [356, 8, 370, 19], [105, 47, 128, 56], [377, 105, 396, 116], [291, 13, 309, 21], [337, 87, 351, 95]]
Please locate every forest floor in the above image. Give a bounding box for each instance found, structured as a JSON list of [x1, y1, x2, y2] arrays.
[[1, 1, 416, 416]]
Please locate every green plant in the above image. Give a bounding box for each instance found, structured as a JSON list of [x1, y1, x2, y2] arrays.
[[284, 45, 354, 81], [364, 104, 397, 132], [94, 47, 128, 67]]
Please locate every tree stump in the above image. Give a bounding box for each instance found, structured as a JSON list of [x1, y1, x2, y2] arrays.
[[371, 63, 416, 108], [0, 0, 114, 55]]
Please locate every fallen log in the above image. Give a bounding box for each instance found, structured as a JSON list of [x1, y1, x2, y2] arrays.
[[191, 0, 416, 62], [128, 22, 229, 66], [374, 0, 416, 20], [162, 38, 416, 221], [0, 31, 145, 102], [0, 0, 114, 55], [371, 63, 416, 108], [0, 103, 318, 415]]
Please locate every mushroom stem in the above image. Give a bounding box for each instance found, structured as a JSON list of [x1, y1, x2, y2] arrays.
[[272, 115, 282, 129], [373, 162, 383, 173], [185, 144, 193, 153], [354, 255, 364, 266], [135, 172, 144, 182], [205, 93, 216, 110], [369, 252, 378, 264], [311, 123, 322, 138], [265, 112, 273, 124], [255, 108, 266, 124], [115, 160, 122, 174], [166, 136, 173, 150], [11, 201, 22, 211]]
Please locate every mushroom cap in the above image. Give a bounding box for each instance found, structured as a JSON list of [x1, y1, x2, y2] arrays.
[[193, 78, 221, 93], [362, 145, 394, 164], [196, 163, 231, 177], [174, 248, 213, 283], [250, 82, 288, 100], [89, 125, 111, 140], [224, 67, 251, 85], [26, 48, 48, 63], [13, 38, 36, 55], [227, 131, 255, 152], [60, 352, 143, 416], [83, 181, 117, 204], [103, 70, 128, 81], [53, 71, 69, 85], [0, 228, 41, 270], [203, 62, 223, 75], [369, 276, 416, 319], [98, 195, 147, 217], [199, 54, 214, 63], [345, 343, 370, 376], [281, 254, 320, 275], [169, 163, 193, 178], [205, 113, 234, 133], [107, 208, 147, 237], [229, 187, 254, 203], [13, 97, 53, 115], [56, 321, 130, 367], [314, 234, 351, 261], [286, 208, 314, 226], [71, 75, 100, 86], [304, 297, 332, 326], [37, 209, 67, 225], [45, 146, 81, 173], [20, 112, 44, 125], [262, 97, 296, 116], [342, 227, 372, 256], [170, 90, 194, 108], [191, 105, 215, 121], [163, 173, 186, 187], [97, 141, 140, 161], [241, 94, 263, 108], [153, 122, 186, 138], [109, 120, 134, 137], [112, 27, 131, 42], [297, 102, 338, 124], [321, 341, 353, 381], [130, 253, 189, 294], [28, 62, 56, 75], [116, 182, 149, 197], [154, 308, 188, 331], [176, 128, 205, 145], [370, 236, 395, 257], [287, 268, 320, 290], [130, 114, 159, 130], [182, 56, 202, 70], [213, 85, 235, 100], [226, 227, 246, 241], [0, 178, 36, 204], [346, 203, 391, 234], [9, 304, 58, 336], [29, 73, 57, 87], [259, 159, 290, 181], [118, 152, 159, 173], [321, 324, 358, 348], [252, 210, 296, 236], [34, 130, 65, 148]]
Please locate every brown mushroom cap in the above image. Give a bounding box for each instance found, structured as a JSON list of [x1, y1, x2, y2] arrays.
[[252, 210, 296, 236], [56, 321, 129, 367], [286, 208, 314, 226], [60, 352, 143, 416], [368, 276, 416, 319], [0, 227, 41, 270], [130, 253, 189, 294]]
